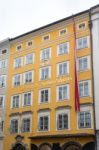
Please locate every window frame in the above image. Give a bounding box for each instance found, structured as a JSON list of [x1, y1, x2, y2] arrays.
[[24, 70, 34, 84], [57, 84, 69, 101], [0, 95, 5, 109], [22, 92, 33, 106], [57, 61, 69, 76], [57, 42, 69, 55], [0, 75, 6, 88], [40, 66, 51, 80], [40, 47, 51, 61], [78, 80, 91, 97], [11, 94, 21, 109], [77, 56, 90, 72], [39, 88, 50, 104], [38, 111, 50, 132]]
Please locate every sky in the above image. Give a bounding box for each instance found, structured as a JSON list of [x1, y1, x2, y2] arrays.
[[0, 0, 99, 41]]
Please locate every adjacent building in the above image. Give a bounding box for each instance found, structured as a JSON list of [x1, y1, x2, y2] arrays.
[[91, 5, 99, 150], [3, 8, 95, 150], [0, 38, 10, 150]]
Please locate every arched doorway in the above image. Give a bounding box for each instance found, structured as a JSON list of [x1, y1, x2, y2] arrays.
[[39, 143, 52, 150], [12, 143, 26, 150], [83, 142, 95, 150], [62, 142, 82, 150]]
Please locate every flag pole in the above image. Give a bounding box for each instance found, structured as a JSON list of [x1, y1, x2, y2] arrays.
[[72, 15, 80, 112]]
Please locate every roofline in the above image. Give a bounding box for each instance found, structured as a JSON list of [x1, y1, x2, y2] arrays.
[[10, 9, 89, 41]]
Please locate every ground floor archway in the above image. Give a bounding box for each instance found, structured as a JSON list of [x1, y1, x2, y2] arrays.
[[62, 142, 82, 150], [12, 143, 26, 150], [82, 142, 95, 150]]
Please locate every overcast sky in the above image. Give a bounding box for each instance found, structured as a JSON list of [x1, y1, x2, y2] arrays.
[[0, 0, 99, 41]]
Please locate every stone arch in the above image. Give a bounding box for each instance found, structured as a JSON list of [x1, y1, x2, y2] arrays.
[[82, 142, 95, 150], [39, 143, 52, 150], [62, 141, 82, 150]]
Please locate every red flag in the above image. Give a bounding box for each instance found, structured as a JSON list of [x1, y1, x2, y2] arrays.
[[72, 16, 80, 111]]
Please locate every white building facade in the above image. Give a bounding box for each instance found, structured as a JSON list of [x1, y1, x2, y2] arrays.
[[0, 39, 9, 150], [91, 5, 99, 150]]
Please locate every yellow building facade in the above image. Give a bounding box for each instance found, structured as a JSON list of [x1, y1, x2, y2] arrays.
[[4, 10, 95, 150]]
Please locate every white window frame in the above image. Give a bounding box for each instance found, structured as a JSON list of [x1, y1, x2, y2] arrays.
[[40, 47, 51, 61], [10, 116, 20, 134], [0, 95, 5, 109], [0, 48, 8, 55], [22, 92, 33, 106], [57, 42, 69, 55], [0, 75, 6, 88], [14, 57, 23, 68], [57, 61, 69, 76], [57, 84, 69, 101], [23, 71, 34, 84], [21, 114, 32, 133], [26, 41, 33, 47], [0, 59, 7, 69], [76, 36, 90, 50], [56, 108, 70, 131], [11, 94, 21, 109], [78, 80, 91, 97], [38, 111, 50, 132], [42, 34, 50, 41], [59, 28, 67, 36], [77, 105, 93, 129], [24, 53, 34, 65], [39, 66, 51, 80], [16, 44, 22, 51], [13, 74, 22, 87], [77, 56, 90, 71], [39, 88, 50, 104], [77, 22, 86, 30]]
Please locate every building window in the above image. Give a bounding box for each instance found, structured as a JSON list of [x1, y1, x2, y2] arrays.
[[0, 75, 6, 88], [10, 119, 18, 134], [16, 45, 22, 51], [0, 95, 5, 108], [24, 71, 33, 83], [0, 59, 7, 69], [78, 111, 91, 128], [25, 53, 34, 65], [57, 113, 68, 130], [27, 41, 32, 46], [0, 120, 4, 132], [57, 84, 69, 101], [59, 29, 67, 36], [39, 88, 50, 103], [40, 66, 51, 80], [39, 115, 49, 131], [77, 36, 89, 49], [13, 74, 21, 86], [43, 35, 50, 41], [78, 22, 86, 30], [57, 61, 69, 76], [79, 80, 91, 97], [22, 118, 30, 132], [12, 95, 20, 108], [14, 57, 22, 68], [23, 92, 32, 106], [57, 42, 69, 55], [78, 56, 90, 71], [0, 49, 8, 55], [40, 48, 51, 61]]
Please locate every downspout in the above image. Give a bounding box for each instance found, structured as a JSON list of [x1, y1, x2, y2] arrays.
[[89, 9, 97, 150]]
